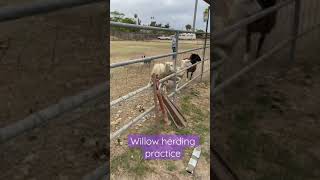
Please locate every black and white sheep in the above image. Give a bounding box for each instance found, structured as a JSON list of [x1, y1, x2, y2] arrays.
[[180, 54, 202, 80]]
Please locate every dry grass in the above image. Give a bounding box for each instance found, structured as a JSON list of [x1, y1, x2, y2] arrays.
[[110, 40, 206, 63]]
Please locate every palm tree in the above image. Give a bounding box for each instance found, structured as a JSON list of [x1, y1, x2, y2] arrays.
[[203, 7, 209, 23], [134, 13, 138, 25], [185, 24, 192, 31]]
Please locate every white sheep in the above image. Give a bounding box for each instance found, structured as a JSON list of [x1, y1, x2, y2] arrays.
[[179, 59, 192, 80], [149, 62, 175, 85]]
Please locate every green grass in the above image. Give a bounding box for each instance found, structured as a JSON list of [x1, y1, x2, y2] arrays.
[[190, 89, 200, 97], [179, 169, 191, 176], [202, 151, 210, 162], [175, 128, 193, 135], [179, 94, 210, 163], [165, 161, 177, 171], [181, 95, 192, 115], [111, 148, 154, 177]]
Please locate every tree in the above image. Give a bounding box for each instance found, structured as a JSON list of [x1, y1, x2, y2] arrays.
[[121, 17, 136, 24], [185, 24, 192, 31], [110, 10, 139, 32], [150, 21, 157, 27], [164, 23, 170, 28], [110, 11, 125, 22], [196, 29, 205, 38], [203, 7, 209, 22], [134, 13, 139, 25]]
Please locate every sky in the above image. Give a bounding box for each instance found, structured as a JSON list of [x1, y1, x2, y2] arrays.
[[110, 0, 210, 32]]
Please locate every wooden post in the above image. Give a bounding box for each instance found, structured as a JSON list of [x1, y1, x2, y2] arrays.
[[155, 77, 170, 126]]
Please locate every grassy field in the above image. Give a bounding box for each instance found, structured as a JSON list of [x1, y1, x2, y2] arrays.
[[110, 40, 206, 63]]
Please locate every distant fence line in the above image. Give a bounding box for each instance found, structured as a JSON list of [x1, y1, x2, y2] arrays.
[[110, 30, 159, 41], [110, 28, 209, 41]]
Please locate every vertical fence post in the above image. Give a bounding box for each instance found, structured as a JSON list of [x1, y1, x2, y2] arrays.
[[289, 0, 301, 62], [173, 31, 179, 102], [193, 0, 199, 32], [201, 7, 210, 81]]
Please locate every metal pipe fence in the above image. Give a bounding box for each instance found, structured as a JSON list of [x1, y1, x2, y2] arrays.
[[110, 57, 219, 107], [110, 21, 208, 34], [110, 46, 209, 68]]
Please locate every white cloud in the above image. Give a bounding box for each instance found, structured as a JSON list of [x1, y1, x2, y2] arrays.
[[110, 0, 210, 31]]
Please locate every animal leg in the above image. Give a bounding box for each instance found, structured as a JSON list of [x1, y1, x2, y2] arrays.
[[256, 33, 266, 58]]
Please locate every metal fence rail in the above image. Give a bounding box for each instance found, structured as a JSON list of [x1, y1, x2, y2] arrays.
[[111, 21, 207, 34], [0, 83, 107, 143], [110, 46, 209, 68]]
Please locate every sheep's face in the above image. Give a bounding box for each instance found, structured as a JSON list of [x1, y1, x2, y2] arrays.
[[165, 62, 175, 72], [190, 54, 202, 63], [181, 59, 191, 67]]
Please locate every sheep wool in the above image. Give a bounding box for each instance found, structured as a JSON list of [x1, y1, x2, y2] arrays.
[[149, 62, 174, 84]]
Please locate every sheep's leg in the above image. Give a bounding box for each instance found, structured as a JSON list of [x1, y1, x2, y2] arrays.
[[244, 30, 251, 63], [256, 33, 266, 58], [148, 77, 153, 86]]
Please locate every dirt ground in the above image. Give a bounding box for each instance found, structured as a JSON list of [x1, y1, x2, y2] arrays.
[[0, 2, 108, 180], [213, 32, 320, 180], [110, 72, 210, 180]]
